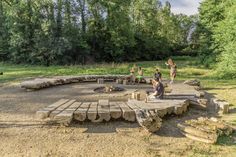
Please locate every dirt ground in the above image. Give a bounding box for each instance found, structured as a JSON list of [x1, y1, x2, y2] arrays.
[[0, 82, 235, 157]]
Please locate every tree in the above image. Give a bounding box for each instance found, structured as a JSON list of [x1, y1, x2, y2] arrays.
[[0, 0, 199, 64]]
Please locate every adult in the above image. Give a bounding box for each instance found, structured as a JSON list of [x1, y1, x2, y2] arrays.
[[165, 58, 177, 84], [147, 78, 164, 99]]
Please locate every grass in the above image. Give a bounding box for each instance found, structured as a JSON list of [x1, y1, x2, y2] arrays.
[[0, 58, 213, 83], [0, 57, 235, 156], [1, 58, 235, 120], [0, 57, 236, 121]]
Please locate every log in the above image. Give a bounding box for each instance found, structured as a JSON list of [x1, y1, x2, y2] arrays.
[[116, 79, 123, 84], [87, 102, 98, 122], [131, 92, 141, 100], [194, 86, 201, 91], [196, 91, 205, 98], [181, 131, 217, 144], [36, 99, 70, 119], [189, 99, 207, 110], [184, 79, 200, 86], [97, 78, 104, 84], [50, 100, 76, 118], [197, 117, 234, 136], [123, 79, 128, 85], [163, 95, 196, 100], [95, 100, 111, 122], [143, 99, 189, 116], [177, 123, 218, 141], [135, 109, 162, 133], [180, 117, 234, 143], [74, 102, 91, 121], [212, 99, 229, 114], [118, 102, 136, 122], [185, 117, 234, 136], [126, 99, 141, 110], [21, 75, 130, 90], [109, 102, 122, 119], [54, 102, 82, 126]]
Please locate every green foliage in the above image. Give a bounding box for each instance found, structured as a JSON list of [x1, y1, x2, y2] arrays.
[[196, 0, 236, 78], [0, 0, 197, 64], [214, 1, 236, 78]]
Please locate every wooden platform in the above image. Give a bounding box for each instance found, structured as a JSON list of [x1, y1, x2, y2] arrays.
[[36, 98, 189, 125]]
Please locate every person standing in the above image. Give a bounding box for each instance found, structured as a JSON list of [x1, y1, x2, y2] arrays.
[[129, 67, 136, 85], [165, 58, 177, 84]]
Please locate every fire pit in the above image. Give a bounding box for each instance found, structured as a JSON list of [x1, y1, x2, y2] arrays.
[[94, 84, 125, 93]]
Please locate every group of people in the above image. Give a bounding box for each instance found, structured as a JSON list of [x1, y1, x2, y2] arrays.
[[129, 58, 177, 100], [129, 65, 144, 84]]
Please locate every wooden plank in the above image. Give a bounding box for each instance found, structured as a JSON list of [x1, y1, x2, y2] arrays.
[[212, 99, 229, 114], [128, 99, 169, 117], [96, 100, 111, 122], [155, 99, 189, 115], [109, 102, 122, 119], [163, 95, 196, 100], [87, 102, 98, 122], [118, 102, 136, 122], [74, 102, 91, 121], [177, 123, 218, 140], [49, 100, 76, 118], [36, 99, 69, 119], [181, 131, 216, 144], [54, 102, 82, 126], [97, 78, 104, 84], [126, 99, 140, 110], [189, 98, 207, 110]]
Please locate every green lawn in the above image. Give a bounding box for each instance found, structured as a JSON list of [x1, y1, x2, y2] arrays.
[[1, 57, 236, 125], [0, 56, 215, 83], [0, 57, 235, 154]]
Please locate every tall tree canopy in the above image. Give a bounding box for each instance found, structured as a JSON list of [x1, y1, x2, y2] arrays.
[[0, 0, 196, 65], [195, 0, 236, 78]]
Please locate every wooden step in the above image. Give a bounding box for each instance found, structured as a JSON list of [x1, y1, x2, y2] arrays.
[[36, 99, 69, 119], [95, 100, 111, 122], [126, 99, 140, 110], [50, 100, 76, 118], [54, 101, 82, 125], [74, 102, 91, 121], [109, 102, 122, 119], [128, 99, 169, 117], [118, 102, 136, 122], [87, 102, 98, 122]]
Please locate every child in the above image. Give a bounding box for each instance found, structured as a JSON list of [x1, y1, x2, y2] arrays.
[[130, 67, 136, 85], [165, 58, 177, 84], [154, 68, 162, 82], [136, 67, 144, 84]]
